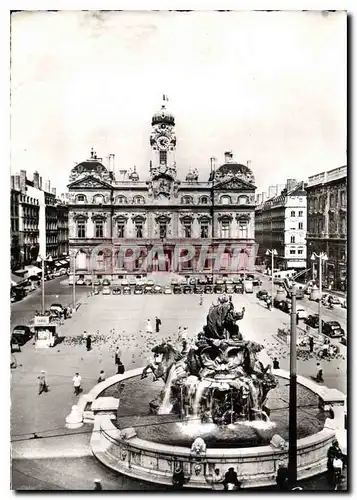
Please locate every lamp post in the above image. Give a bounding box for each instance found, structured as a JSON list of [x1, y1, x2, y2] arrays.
[[240, 249, 249, 294], [36, 254, 53, 314], [265, 249, 278, 309], [310, 252, 328, 335], [288, 285, 297, 487]]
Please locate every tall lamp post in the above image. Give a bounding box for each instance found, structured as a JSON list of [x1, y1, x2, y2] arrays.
[[288, 285, 298, 488], [265, 249, 277, 309], [240, 248, 250, 294], [36, 254, 53, 314], [310, 252, 328, 335]]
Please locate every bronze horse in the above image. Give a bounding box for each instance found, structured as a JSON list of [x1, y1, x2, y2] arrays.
[[141, 342, 182, 383]]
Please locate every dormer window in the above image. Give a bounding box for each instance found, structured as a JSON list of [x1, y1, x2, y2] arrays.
[[181, 196, 193, 205], [76, 194, 86, 203], [238, 195, 248, 205], [200, 196, 209, 204], [93, 194, 104, 204], [115, 195, 127, 204], [133, 196, 145, 205], [220, 195, 232, 205]]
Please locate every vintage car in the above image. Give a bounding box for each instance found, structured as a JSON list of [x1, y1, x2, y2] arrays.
[[234, 283, 244, 294], [164, 285, 172, 294], [225, 280, 235, 294], [256, 289, 269, 300], [144, 280, 155, 294], [204, 284, 214, 294], [214, 279, 225, 294], [183, 284, 193, 294], [322, 321, 345, 338], [11, 325, 33, 350], [194, 284, 204, 294], [173, 284, 182, 294], [112, 286, 121, 295], [153, 284, 163, 294], [304, 314, 319, 328], [122, 285, 131, 295], [134, 285, 144, 295]]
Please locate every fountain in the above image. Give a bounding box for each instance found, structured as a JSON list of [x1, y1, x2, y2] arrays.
[[88, 297, 345, 489]]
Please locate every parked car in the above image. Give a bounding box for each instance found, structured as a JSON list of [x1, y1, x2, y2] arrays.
[[164, 285, 172, 294], [225, 280, 235, 294], [153, 285, 163, 294], [50, 303, 65, 315], [195, 284, 204, 294], [234, 283, 244, 294], [244, 281, 254, 294], [198, 277, 207, 285], [173, 284, 182, 294], [273, 298, 285, 310], [326, 295, 343, 305], [93, 279, 101, 286], [11, 325, 33, 348], [204, 284, 214, 294], [304, 314, 319, 329], [134, 285, 144, 294], [144, 280, 155, 294], [296, 306, 307, 319], [84, 278, 92, 286], [102, 287, 111, 295], [256, 289, 269, 300], [322, 321, 344, 338], [77, 278, 85, 286], [189, 277, 196, 286], [112, 286, 121, 295], [340, 335, 347, 346], [205, 275, 213, 285], [122, 285, 131, 295], [183, 284, 193, 294], [214, 279, 225, 294]]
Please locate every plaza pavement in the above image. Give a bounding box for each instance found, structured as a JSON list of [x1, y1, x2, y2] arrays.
[[11, 282, 347, 490]]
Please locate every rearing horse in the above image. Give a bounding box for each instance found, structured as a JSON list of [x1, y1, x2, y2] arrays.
[[141, 342, 182, 383]]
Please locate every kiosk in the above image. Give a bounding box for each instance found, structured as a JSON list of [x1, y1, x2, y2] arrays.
[[34, 315, 58, 348]]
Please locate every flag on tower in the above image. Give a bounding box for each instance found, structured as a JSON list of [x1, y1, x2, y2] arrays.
[[163, 94, 169, 102]]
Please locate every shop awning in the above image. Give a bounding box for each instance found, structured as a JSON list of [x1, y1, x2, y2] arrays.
[[25, 265, 42, 276], [59, 260, 68, 265], [55, 262, 62, 267], [13, 269, 28, 277]]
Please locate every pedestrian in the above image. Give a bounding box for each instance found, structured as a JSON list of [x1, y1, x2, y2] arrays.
[[86, 334, 92, 351], [73, 372, 82, 396], [63, 307, 67, 320], [199, 294, 203, 306], [223, 467, 241, 490], [172, 463, 185, 489], [182, 327, 188, 342], [82, 330, 87, 342], [211, 468, 224, 491], [177, 326, 182, 341], [327, 439, 343, 485], [276, 461, 289, 490], [38, 370, 48, 395], [306, 324, 310, 336], [309, 336, 314, 353], [117, 360, 125, 375], [97, 370, 106, 383], [114, 347, 121, 367], [93, 479, 102, 490], [146, 319, 153, 334], [273, 357, 280, 369], [155, 316, 161, 333], [316, 363, 324, 382]]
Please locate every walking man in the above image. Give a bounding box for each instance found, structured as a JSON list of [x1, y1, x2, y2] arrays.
[[97, 370, 106, 383], [146, 319, 153, 334], [38, 370, 48, 395], [316, 363, 324, 383], [273, 357, 280, 369], [93, 479, 102, 490], [86, 334, 92, 351], [115, 347, 121, 368], [73, 372, 82, 396], [155, 316, 162, 333], [309, 336, 314, 353]]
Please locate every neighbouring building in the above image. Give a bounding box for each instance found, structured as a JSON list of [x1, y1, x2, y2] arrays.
[[255, 181, 307, 270], [67, 97, 257, 277], [10, 171, 69, 271], [305, 165, 347, 291]]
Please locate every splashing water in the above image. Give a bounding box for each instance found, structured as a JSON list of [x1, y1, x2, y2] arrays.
[[192, 380, 210, 417], [158, 365, 177, 415]]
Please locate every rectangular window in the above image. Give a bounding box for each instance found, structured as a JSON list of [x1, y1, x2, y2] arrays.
[[159, 151, 167, 164], [239, 223, 248, 239], [159, 223, 167, 239], [298, 211, 303, 217], [95, 221, 104, 238], [298, 222, 303, 229], [77, 222, 86, 238], [290, 236, 295, 243], [135, 223, 143, 238], [201, 224, 209, 238], [298, 249, 303, 255], [183, 224, 191, 238], [221, 221, 230, 238], [117, 223, 125, 238], [290, 249, 296, 255], [291, 211, 295, 217]]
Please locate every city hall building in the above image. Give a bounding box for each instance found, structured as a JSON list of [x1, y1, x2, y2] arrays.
[[67, 99, 257, 277]]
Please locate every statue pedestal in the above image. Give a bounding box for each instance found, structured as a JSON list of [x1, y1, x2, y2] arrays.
[[65, 405, 84, 429]]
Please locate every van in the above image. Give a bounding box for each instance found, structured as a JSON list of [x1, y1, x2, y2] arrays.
[[244, 281, 254, 293]]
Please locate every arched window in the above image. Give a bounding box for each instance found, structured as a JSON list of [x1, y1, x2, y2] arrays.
[[238, 195, 248, 205], [96, 251, 104, 269], [220, 195, 232, 205], [75, 194, 87, 203], [133, 196, 145, 205], [220, 217, 231, 238], [200, 196, 209, 204], [93, 194, 105, 204], [181, 196, 193, 205], [115, 195, 127, 204]]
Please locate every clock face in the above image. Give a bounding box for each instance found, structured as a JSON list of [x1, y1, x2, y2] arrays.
[[157, 135, 170, 150]]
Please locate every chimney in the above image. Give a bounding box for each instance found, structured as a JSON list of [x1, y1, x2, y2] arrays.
[[52, 187, 56, 197], [11, 175, 15, 189], [19, 170, 27, 192], [286, 178, 298, 192], [256, 193, 262, 204], [39, 176, 43, 190], [268, 185, 278, 199], [224, 151, 233, 163], [14, 175, 20, 191], [261, 192, 266, 203], [111, 154, 115, 173], [44, 179, 51, 193], [33, 171, 40, 189]]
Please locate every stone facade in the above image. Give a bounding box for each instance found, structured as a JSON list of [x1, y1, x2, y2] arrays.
[[67, 99, 257, 276], [306, 166, 347, 290], [255, 183, 307, 270]]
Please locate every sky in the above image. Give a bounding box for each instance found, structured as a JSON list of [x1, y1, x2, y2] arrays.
[[10, 10, 347, 196]]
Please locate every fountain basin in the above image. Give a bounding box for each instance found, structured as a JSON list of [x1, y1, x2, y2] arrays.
[[88, 368, 344, 489]]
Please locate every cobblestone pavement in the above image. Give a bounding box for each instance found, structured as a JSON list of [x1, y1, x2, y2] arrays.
[[11, 284, 347, 490]]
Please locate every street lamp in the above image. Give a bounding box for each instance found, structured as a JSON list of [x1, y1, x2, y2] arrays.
[[36, 254, 53, 314], [240, 249, 250, 294], [265, 249, 278, 309], [310, 252, 328, 335]]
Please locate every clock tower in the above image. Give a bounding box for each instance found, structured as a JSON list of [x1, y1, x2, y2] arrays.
[[148, 96, 179, 199]]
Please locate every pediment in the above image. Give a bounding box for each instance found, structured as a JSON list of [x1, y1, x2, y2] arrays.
[[215, 177, 256, 191], [67, 175, 112, 190]]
